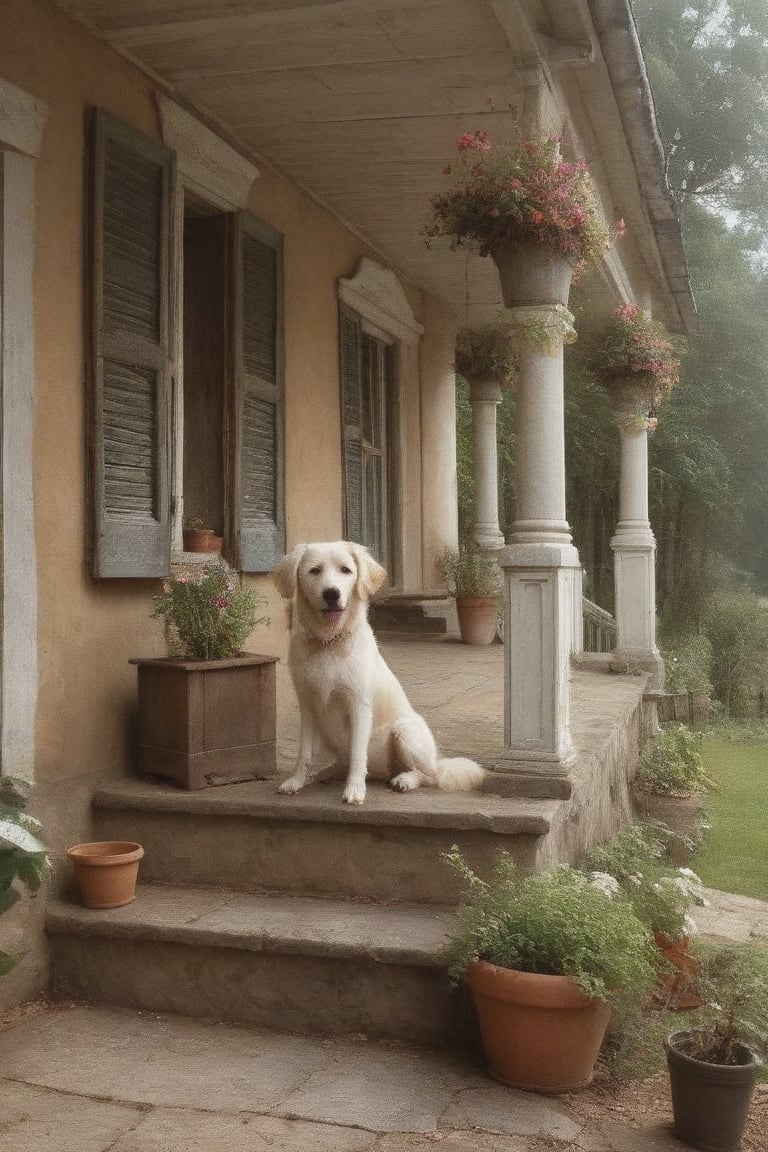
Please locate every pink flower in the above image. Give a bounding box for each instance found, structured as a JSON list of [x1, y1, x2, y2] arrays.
[[175, 575, 189, 585], [530, 209, 544, 225], [213, 595, 228, 609]]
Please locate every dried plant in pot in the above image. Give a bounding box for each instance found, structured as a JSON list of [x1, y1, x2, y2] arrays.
[[664, 941, 768, 1152], [132, 562, 277, 789], [439, 546, 502, 645], [443, 848, 657, 1093]]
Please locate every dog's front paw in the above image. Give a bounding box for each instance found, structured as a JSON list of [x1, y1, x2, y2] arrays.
[[389, 770, 420, 792], [342, 782, 366, 805], [277, 775, 305, 795]]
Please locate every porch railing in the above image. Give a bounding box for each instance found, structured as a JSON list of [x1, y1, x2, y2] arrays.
[[582, 597, 616, 653]]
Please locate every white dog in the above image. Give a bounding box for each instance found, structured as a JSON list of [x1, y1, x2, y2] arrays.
[[273, 541, 486, 805]]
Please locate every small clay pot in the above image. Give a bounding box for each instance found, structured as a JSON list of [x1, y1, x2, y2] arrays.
[[182, 529, 214, 553], [456, 596, 498, 646], [67, 841, 144, 909], [207, 535, 223, 553]]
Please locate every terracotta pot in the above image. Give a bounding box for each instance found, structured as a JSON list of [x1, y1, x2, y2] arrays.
[[207, 534, 224, 553], [456, 596, 498, 646], [466, 960, 611, 1093], [182, 528, 214, 553], [652, 932, 703, 1010], [491, 239, 573, 308], [632, 788, 708, 864], [666, 1030, 762, 1152], [67, 841, 144, 909]]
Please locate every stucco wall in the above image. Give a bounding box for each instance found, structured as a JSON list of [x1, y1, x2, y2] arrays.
[[0, 0, 458, 1008]]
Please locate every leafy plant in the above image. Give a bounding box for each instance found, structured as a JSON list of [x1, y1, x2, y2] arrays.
[[443, 848, 657, 1006], [675, 941, 768, 1064], [0, 777, 50, 976], [454, 325, 518, 389], [662, 633, 713, 695], [152, 563, 269, 660], [439, 546, 503, 599], [636, 724, 714, 797], [583, 824, 706, 941], [423, 132, 622, 277]]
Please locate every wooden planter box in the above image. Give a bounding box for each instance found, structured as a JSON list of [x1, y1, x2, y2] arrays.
[[131, 654, 278, 790]]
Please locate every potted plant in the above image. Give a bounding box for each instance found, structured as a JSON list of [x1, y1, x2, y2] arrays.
[[423, 131, 624, 307], [594, 304, 683, 431], [182, 516, 216, 553], [439, 546, 503, 645], [455, 324, 518, 389], [665, 941, 768, 1151], [0, 778, 50, 975], [583, 823, 706, 1009], [131, 562, 277, 789], [443, 847, 657, 1093], [633, 724, 715, 864]]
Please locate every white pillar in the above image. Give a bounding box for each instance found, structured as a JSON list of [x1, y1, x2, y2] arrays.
[[610, 395, 664, 687], [494, 306, 581, 795], [468, 379, 504, 550]]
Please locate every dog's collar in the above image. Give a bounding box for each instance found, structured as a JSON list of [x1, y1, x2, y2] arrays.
[[301, 625, 353, 647]]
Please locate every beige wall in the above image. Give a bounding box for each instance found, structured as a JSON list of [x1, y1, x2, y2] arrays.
[[0, 0, 457, 1007]]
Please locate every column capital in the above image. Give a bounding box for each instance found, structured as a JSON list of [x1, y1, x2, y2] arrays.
[[507, 304, 577, 355]]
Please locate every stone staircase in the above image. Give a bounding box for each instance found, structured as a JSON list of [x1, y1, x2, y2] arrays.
[[46, 778, 555, 1045]]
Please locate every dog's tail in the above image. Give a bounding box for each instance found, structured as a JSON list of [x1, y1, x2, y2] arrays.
[[435, 757, 487, 792]]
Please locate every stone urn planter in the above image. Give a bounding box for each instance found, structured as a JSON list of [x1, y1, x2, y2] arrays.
[[491, 239, 573, 308], [665, 1030, 762, 1152], [131, 654, 278, 789], [632, 789, 708, 865], [67, 841, 144, 909], [466, 960, 611, 1093]]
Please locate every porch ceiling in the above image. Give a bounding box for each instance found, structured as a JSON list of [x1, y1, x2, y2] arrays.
[[54, 0, 692, 331]]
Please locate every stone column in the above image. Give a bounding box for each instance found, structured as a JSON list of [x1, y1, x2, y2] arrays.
[[493, 306, 581, 798], [468, 378, 504, 551], [610, 393, 664, 687]]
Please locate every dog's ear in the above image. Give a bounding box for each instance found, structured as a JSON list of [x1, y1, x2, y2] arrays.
[[273, 544, 306, 599], [348, 543, 388, 600]]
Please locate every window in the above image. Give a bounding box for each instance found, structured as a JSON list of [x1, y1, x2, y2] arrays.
[[87, 109, 284, 577]]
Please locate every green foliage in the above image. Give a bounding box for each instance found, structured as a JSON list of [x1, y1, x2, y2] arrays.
[[151, 564, 269, 661], [455, 326, 518, 390], [439, 545, 503, 599], [595, 304, 682, 403], [583, 824, 706, 940], [0, 777, 50, 976], [680, 940, 768, 1063], [662, 633, 713, 694], [637, 724, 713, 797], [442, 848, 657, 1006], [704, 592, 768, 715]]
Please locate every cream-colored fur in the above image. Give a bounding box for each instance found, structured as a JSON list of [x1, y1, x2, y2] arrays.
[[273, 541, 487, 805]]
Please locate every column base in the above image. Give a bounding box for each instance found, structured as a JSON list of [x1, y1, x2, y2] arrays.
[[470, 527, 505, 551], [483, 768, 573, 800], [610, 649, 665, 690]]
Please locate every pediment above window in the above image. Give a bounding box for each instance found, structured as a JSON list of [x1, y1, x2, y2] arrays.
[[156, 94, 259, 210], [339, 258, 424, 346]]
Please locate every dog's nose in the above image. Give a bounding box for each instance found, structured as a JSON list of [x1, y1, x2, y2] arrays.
[[323, 587, 341, 606]]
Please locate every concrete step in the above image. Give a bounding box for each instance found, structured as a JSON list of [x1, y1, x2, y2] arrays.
[[91, 778, 555, 904], [46, 883, 475, 1046]]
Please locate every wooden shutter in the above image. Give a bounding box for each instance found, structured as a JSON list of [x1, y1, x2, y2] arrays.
[[88, 110, 174, 577], [339, 304, 364, 543], [227, 213, 284, 572]]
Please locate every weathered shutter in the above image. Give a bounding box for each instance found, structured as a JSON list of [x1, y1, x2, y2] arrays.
[[339, 304, 363, 543], [228, 213, 284, 572], [88, 109, 173, 577]]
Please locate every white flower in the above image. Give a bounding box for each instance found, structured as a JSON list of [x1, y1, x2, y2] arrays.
[[678, 868, 701, 882], [589, 871, 621, 898], [628, 872, 643, 886]]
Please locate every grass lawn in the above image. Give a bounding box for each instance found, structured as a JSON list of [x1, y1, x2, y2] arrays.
[[690, 734, 768, 900]]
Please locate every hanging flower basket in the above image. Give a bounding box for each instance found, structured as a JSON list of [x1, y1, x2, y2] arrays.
[[423, 132, 624, 289], [454, 324, 518, 388], [595, 304, 684, 430]]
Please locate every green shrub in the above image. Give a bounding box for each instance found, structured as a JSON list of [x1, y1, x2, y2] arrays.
[[636, 724, 713, 797], [704, 592, 768, 716], [443, 848, 657, 1007], [439, 546, 503, 599], [662, 633, 713, 694], [151, 564, 269, 661]]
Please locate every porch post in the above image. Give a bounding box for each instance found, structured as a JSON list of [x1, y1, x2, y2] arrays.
[[468, 379, 504, 551], [494, 306, 581, 795], [610, 398, 664, 687]]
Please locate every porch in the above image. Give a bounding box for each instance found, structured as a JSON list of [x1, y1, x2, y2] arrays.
[[45, 635, 650, 1045]]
